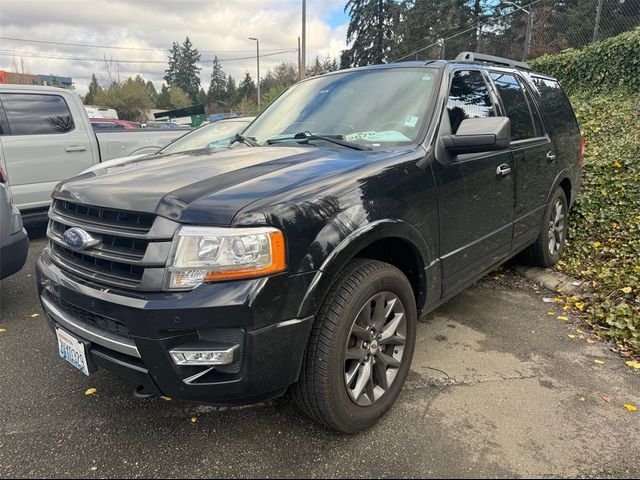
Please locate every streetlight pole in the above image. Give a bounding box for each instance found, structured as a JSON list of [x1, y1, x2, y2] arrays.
[[249, 37, 260, 108], [505, 1, 532, 61], [301, 0, 306, 79]]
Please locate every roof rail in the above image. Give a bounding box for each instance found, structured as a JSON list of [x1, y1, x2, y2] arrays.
[[455, 52, 531, 71]]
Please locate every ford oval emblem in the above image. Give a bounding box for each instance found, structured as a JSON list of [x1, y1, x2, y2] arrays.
[[62, 227, 101, 251]]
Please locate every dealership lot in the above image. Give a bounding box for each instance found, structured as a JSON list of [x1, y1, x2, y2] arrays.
[[1, 228, 639, 479]]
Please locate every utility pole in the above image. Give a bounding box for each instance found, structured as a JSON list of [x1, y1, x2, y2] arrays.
[[249, 37, 260, 108], [506, 2, 532, 62], [297, 36, 302, 81], [593, 0, 604, 43], [301, 0, 306, 79]]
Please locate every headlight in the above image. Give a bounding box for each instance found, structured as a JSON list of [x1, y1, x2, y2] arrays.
[[166, 226, 286, 290]]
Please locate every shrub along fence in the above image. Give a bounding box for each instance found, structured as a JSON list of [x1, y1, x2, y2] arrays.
[[530, 28, 640, 352]]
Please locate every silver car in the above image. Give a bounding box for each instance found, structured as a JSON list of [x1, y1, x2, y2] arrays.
[[0, 171, 28, 279]]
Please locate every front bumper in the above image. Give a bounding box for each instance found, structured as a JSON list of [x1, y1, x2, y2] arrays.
[[36, 248, 316, 405]]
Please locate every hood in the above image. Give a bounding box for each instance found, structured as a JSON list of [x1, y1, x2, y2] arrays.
[[80, 153, 151, 175], [54, 146, 393, 225]]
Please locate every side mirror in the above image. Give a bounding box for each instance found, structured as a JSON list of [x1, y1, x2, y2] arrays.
[[441, 117, 511, 155]]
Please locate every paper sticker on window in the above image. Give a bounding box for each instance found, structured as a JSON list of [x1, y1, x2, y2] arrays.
[[404, 115, 419, 128]]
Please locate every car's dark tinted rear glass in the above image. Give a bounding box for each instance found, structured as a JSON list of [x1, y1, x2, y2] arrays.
[[490, 72, 535, 141], [1, 93, 74, 135], [447, 70, 496, 134], [529, 77, 580, 138]]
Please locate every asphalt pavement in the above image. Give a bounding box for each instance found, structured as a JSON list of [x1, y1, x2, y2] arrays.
[[1, 226, 638, 478]]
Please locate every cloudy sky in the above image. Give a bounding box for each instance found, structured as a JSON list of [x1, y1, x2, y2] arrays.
[[0, 0, 350, 95]]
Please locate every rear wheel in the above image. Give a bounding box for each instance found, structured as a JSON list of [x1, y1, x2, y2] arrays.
[[521, 186, 569, 267], [291, 259, 417, 433]]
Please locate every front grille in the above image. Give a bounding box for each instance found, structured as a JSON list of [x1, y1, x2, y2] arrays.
[[48, 294, 131, 338], [47, 200, 178, 291], [53, 199, 154, 234]]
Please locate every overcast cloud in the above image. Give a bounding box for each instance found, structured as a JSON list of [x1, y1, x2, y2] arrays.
[[0, 0, 349, 95]]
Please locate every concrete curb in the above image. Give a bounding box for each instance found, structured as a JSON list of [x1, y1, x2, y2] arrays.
[[514, 265, 595, 298]]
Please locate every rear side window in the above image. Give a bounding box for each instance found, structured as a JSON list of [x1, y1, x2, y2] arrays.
[[530, 77, 580, 138], [447, 70, 496, 134], [490, 72, 535, 141], [0, 93, 74, 135]]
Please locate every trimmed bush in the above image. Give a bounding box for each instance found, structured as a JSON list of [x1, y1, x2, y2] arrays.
[[530, 27, 640, 95]]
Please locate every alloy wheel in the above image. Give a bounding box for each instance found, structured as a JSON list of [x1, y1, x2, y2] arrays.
[[344, 291, 407, 407], [548, 199, 566, 256]]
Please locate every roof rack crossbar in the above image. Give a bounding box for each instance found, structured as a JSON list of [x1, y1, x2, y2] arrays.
[[455, 51, 531, 71]]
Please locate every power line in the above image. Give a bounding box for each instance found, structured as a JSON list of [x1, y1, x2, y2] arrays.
[[0, 49, 298, 64], [0, 36, 293, 54]]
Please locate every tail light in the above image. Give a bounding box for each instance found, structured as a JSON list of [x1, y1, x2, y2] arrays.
[[0, 167, 7, 183], [578, 137, 585, 169]]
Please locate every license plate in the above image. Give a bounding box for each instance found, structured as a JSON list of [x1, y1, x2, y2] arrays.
[[56, 327, 90, 376]]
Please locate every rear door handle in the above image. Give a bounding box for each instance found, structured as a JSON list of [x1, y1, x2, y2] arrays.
[[496, 164, 512, 177], [546, 151, 557, 162], [65, 145, 87, 152]]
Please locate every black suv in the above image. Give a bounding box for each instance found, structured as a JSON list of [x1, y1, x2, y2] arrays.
[[36, 52, 583, 433]]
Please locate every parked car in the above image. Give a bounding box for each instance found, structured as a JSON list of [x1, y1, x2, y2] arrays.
[[144, 121, 183, 129], [0, 166, 28, 280], [90, 119, 141, 129], [0, 85, 190, 221], [36, 53, 583, 432], [81, 117, 255, 174]]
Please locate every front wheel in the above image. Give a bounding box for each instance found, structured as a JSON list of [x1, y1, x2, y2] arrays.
[[521, 186, 569, 267], [291, 259, 417, 433]]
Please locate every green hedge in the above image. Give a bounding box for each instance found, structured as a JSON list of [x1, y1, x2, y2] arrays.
[[559, 91, 640, 351], [530, 27, 640, 94]]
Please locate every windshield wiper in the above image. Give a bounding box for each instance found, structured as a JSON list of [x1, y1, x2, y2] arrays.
[[230, 133, 260, 147], [266, 131, 371, 151]]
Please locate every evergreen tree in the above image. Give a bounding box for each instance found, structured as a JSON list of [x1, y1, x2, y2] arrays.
[[164, 37, 201, 103], [164, 42, 181, 86], [306, 56, 324, 77], [225, 75, 237, 107], [206, 56, 227, 106], [156, 84, 172, 109], [176, 37, 201, 103], [341, 0, 401, 67], [237, 72, 256, 103], [145, 80, 158, 105], [85, 73, 100, 105]]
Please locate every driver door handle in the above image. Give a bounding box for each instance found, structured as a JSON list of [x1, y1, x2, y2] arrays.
[[65, 145, 87, 152], [496, 164, 512, 177]]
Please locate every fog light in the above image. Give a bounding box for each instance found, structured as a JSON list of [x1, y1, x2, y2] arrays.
[[170, 345, 237, 366]]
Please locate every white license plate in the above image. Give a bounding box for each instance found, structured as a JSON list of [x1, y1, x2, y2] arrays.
[[56, 327, 90, 376]]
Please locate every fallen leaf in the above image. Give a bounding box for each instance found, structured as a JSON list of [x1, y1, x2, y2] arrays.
[[579, 397, 586, 402], [0, 328, 6, 333], [621, 351, 633, 358], [31, 313, 40, 318], [593, 241, 602, 248], [160, 396, 172, 401], [547, 312, 556, 316], [620, 287, 632, 294], [586, 339, 596, 344], [576, 328, 585, 334], [602, 395, 613, 403], [553, 297, 563, 303], [625, 361, 640, 369], [85, 388, 97, 396], [594, 359, 605, 365], [624, 404, 637, 412], [567, 334, 576, 339], [562, 305, 571, 311], [557, 316, 569, 321], [191, 416, 198, 424], [575, 302, 585, 311]]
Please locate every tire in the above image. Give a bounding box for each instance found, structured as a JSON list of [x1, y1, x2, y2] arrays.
[[291, 259, 417, 433], [520, 186, 569, 268]]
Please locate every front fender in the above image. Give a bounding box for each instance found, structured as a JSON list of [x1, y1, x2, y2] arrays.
[[296, 218, 432, 319]]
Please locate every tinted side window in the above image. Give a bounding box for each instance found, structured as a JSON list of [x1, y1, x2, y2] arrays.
[[490, 72, 535, 141], [0, 93, 74, 135], [447, 70, 496, 134], [530, 77, 580, 138]]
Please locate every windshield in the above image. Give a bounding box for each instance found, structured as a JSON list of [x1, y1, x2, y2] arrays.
[[160, 120, 251, 155], [243, 67, 438, 148]]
